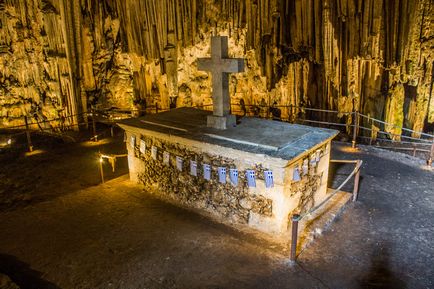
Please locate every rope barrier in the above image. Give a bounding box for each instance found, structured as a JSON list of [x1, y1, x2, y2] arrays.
[[3, 106, 431, 139], [2, 111, 90, 130], [230, 104, 353, 115], [98, 153, 128, 182], [33, 130, 76, 143], [358, 113, 434, 139], [7, 131, 27, 137], [358, 136, 432, 146], [295, 160, 362, 222], [89, 125, 120, 142], [290, 159, 362, 262], [2, 106, 433, 163], [286, 106, 352, 115], [371, 145, 430, 153], [300, 119, 350, 127], [357, 126, 432, 144], [100, 153, 128, 158]]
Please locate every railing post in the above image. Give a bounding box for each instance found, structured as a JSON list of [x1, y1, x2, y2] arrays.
[[290, 214, 300, 262], [24, 116, 33, 152], [352, 111, 359, 148], [99, 155, 105, 183], [91, 110, 97, 142], [428, 142, 434, 167], [352, 160, 361, 202]]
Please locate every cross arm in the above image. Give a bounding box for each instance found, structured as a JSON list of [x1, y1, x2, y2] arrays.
[[197, 58, 213, 71], [198, 58, 244, 74]]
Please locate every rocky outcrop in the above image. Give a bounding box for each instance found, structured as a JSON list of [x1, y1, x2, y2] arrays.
[[0, 273, 20, 289], [1, 0, 433, 137]]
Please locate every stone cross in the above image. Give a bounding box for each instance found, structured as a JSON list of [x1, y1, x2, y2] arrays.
[[198, 36, 244, 129]]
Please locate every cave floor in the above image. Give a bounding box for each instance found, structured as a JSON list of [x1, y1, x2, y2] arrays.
[[0, 133, 433, 289]]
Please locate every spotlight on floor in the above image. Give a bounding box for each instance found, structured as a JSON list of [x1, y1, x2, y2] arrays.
[[80, 138, 111, 147], [24, 149, 45, 157]]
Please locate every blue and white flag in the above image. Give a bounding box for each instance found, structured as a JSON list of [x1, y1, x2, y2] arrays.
[[130, 135, 136, 148], [190, 160, 197, 176], [293, 166, 301, 181], [302, 159, 309, 175], [176, 156, 183, 171], [203, 164, 211, 180], [315, 150, 321, 162], [218, 167, 226, 184], [229, 169, 238, 186], [140, 140, 146, 154], [163, 151, 170, 165], [264, 170, 274, 188], [151, 146, 157, 160], [246, 170, 256, 188]]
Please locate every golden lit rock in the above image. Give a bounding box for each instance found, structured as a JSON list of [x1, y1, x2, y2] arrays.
[[0, 0, 432, 135]]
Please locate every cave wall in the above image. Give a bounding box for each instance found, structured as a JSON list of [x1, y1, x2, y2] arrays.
[[0, 0, 433, 136]]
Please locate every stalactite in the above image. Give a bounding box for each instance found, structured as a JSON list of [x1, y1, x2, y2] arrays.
[[0, 0, 433, 137], [59, 0, 83, 129]]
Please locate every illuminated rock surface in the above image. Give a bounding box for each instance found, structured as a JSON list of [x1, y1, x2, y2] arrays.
[[0, 0, 433, 136]]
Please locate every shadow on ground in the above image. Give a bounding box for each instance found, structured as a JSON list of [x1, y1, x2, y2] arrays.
[[0, 139, 432, 288], [299, 143, 433, 289], [357, 243, 407, 289], [0, 127, 128, 211], [0, 254, 61, 289]]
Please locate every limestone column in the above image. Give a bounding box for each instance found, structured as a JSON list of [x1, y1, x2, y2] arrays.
[[59, 0, 84, 130]]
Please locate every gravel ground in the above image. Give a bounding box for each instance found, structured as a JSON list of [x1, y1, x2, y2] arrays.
[[0, 135, 433, 289]]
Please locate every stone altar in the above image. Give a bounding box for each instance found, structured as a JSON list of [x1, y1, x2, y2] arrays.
[[119, 108, 339, 239]]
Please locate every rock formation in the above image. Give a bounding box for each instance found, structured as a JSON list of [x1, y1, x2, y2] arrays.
[[0, 0, 433, 137]]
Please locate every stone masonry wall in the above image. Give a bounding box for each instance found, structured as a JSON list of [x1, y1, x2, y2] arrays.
[[124, 128, 332, 236], [257, 142, 330, 232], [132, 133, 273, 225], [286, 144, 330, 216]]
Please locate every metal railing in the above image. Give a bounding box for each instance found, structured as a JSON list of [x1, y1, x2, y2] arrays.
[[224, 104, 434, 164], [98, 153, 128, 183], [1, 110, 125, 152], [290, 159, 363, 262], [2, 104, 433, 164]]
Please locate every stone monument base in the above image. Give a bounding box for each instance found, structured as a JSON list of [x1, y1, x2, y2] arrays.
[[207, 114, 236, 130], [119, 108, 340, 240]]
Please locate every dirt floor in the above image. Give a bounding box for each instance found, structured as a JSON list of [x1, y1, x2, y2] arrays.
[[0, 130, 433, 289]]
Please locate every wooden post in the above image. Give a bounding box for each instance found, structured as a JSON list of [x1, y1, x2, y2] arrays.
[[99, 155, 104, 183], [428, 142, 434, 167], [352, 160, 361, 202], [110, 126, 114, 137], [155, 102, 159, 114], [290, 214, 300, 262], [24, 116, 33, 152], [91, 110, 97, 142], [352, 111, 359, 148]]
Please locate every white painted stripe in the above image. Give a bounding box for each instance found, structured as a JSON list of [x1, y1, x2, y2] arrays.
[[205, 133, 278, 151], [140, 120, 188, 132]]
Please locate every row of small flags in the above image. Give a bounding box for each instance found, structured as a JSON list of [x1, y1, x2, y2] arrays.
[[131, 136, 274, 188]]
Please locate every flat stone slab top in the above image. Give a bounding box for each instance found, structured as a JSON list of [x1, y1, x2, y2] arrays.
[[119, 108, 338, 161]]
